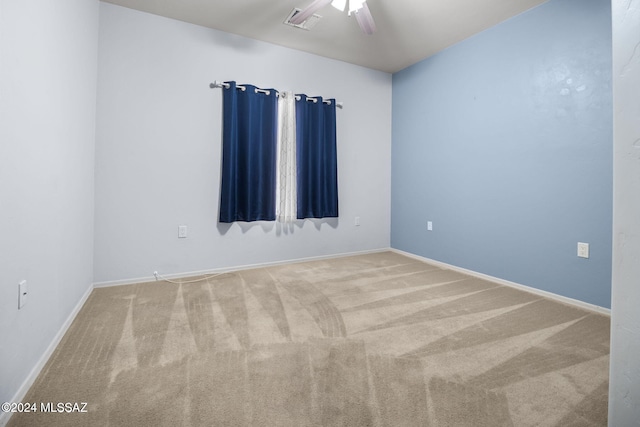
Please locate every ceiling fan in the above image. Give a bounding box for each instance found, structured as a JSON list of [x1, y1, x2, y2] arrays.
[[289, 0, 377, 35]]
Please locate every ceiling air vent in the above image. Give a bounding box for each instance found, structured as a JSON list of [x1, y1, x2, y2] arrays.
[[284, 8, 322, 30]]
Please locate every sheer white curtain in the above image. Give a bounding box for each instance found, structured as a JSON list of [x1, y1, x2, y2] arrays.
[[276, 91, 297, 223]]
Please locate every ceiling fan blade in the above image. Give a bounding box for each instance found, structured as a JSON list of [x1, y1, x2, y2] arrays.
[[331, 0, 347, 12], [289, 0, 333, 25], [348, 0, 365, 14], [354, 2, 376, 34]]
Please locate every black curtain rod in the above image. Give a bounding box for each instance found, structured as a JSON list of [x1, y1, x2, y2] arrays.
[[209, 81, 343, 109]]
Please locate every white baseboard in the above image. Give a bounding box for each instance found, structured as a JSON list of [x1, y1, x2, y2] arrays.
[[94, 248, 610, 317], [391, 248, 611, 316], [93, 248, 390, 288], [0, 283, 94, 427]]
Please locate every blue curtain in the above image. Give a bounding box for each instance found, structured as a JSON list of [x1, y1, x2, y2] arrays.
[[219, 81, 278, 223], [295, 96, 338, 219]]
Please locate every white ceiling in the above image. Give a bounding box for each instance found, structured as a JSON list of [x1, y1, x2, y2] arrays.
[[101, 0, 550, 73]]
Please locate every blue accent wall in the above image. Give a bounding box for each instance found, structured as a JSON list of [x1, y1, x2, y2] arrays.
[[391, 0, 612, 308]]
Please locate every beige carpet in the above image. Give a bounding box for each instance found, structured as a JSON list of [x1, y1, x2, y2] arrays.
[[9, 252, 609, 426]]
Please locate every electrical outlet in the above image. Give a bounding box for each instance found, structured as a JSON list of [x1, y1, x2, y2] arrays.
[[178, 225, 187, 238], [427, 221, 433, 231], [18, 280, 27, 309], [577, 242, 589, 258], [354, 216, 360, 226]]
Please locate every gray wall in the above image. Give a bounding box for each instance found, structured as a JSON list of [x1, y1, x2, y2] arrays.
[[0, 0, 99, 405], [93, 3, 392, 284], [609, 0, 640, 423], [391, 0, 612, 308]]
